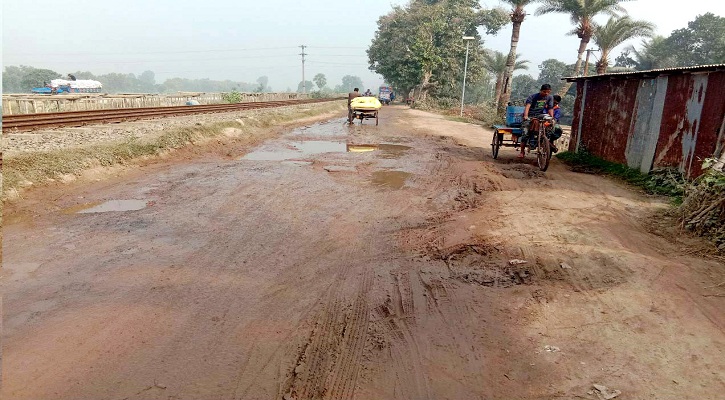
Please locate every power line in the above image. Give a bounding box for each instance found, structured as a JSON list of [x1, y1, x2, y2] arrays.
[[9, 46, 300, 57], [306, 46, 367, 49], [306, 61, 369, 66], [12, 55, 303, 65]]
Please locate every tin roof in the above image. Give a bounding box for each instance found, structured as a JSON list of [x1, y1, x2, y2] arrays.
[[563, 63, 725, 81]]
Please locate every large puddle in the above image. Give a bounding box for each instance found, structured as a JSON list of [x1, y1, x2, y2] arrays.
[[64, 200, 149, 214], [369, 170, 411, 190], [242, 141, 411, 161]]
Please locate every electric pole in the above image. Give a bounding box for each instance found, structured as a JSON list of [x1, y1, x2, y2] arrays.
[[299, 45, 307, 94], [583, 48, 597, 77]]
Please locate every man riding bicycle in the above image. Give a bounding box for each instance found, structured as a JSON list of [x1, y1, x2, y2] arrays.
[[518, 84, 555, 158]]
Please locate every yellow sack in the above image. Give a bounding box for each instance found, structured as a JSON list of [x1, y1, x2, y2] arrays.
[[350, 96, 382, 111]]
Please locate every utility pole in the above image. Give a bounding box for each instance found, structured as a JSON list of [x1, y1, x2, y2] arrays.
[[460, 36, 475, 117], [299, 45, 307, 94], [583, 48, 597, 77]]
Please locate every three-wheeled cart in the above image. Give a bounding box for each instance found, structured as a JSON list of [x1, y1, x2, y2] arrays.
[[348, 108, 379, 125], [348, 97, 382, 125], [491, 105, 525, 159]]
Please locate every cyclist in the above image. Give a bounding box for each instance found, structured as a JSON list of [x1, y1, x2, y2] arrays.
[[519, 84, 554, 158]]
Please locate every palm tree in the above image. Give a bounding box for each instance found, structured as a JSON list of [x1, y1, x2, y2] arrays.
[[593, 16, 655, 74], [625, 36, 675, 70], [536, 0, 629, 95], [497, 0, 539, 116], [482, 50, 530, 109]]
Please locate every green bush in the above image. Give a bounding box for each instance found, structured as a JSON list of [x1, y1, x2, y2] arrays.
[[221, 89, 243, 103]]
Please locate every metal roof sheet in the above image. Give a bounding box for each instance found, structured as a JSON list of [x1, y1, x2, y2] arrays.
[[563, 63, 725, 81]]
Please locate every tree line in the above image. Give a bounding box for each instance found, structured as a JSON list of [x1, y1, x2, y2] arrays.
[[2, 65, 369, 96], [366, 0, 724, 117]]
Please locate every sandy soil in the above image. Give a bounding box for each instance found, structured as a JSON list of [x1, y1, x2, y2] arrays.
[[3, 105, 724, 400]]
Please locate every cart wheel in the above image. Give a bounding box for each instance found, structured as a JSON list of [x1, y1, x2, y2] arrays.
[[491, 130, 502, 159], [375, 112, 379, 126]]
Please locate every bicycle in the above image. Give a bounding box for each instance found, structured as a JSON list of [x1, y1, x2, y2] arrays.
[[522, 114, 555, 171]]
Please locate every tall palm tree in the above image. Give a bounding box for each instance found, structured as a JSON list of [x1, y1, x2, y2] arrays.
[[497, 0, 539, 116], [593, 16, 655, 74], [482, 50, 529, 109], [536, 0, 630, 95]]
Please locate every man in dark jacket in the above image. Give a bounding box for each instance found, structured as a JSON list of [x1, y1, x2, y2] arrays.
[[347, 88, 360, 124], [518, 84, 554, 158]]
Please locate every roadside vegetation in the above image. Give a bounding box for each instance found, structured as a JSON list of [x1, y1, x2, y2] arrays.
[[556, 149, 685, 198], [679, 160, 725, 252]]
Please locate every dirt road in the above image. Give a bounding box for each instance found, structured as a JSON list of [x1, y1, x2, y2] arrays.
[[3, 106, 724, 399]]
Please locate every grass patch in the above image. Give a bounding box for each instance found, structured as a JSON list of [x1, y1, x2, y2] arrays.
[[556, 149, 685, 200], [3, 101, 345, 199]]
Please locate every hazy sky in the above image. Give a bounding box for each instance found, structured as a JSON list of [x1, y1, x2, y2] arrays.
[[3, 1, 723, 91]]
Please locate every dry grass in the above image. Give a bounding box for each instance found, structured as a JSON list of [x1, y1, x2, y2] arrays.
[[2, 102, 345, 200]]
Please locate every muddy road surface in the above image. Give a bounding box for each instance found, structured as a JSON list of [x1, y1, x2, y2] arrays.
[[4, 106, 724, 399]]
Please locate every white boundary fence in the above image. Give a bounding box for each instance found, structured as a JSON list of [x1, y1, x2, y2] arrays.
[[2, 92, 309, 115]]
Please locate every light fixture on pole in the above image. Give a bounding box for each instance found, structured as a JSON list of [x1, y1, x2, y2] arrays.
[[460, 36, 475, 117]]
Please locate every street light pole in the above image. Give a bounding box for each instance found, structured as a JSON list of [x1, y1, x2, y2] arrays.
[[460, 36, 474, 117]]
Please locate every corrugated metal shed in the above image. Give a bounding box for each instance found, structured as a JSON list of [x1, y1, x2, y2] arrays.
[[565, 64, 725, 177]]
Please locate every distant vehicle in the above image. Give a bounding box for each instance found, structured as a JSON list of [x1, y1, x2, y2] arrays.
[[31, 79, 103, 94], [378, 85, 392, 105]]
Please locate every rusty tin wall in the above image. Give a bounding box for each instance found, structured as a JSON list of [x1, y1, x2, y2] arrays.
[[569, 70, 725, 178]]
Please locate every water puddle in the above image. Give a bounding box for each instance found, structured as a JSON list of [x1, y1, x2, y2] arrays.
[[369, 170, 411, 190], [242, 141, 347, 161], [242, 141, 412, 161], [64, 199, 149, 214], [377, 144, 411, 159], [347, 144, 411, 159]]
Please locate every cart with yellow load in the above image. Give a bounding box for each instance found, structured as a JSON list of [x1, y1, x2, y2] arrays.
[[348, 96, 382, 125]]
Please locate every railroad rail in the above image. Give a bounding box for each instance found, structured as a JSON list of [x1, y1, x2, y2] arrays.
[[2, 98, 343, 132]]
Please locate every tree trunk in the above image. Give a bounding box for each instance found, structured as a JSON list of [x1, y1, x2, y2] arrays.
[[558, 35, 590, 97], [497, 10, 524, 117], [418, 70, 434, 101], [493, 73, 503, 110], [596, 55, 608, 75]]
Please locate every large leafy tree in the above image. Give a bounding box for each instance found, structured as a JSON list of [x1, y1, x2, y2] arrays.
[[312, 73, 327, 90], [667, 13, 725, 66], [482, 50, 529, 108], [593, 16, 655, 74], [511, 74, 539, 102], [536, 0, 630, 95], [297, 80, 314, 93], [2, 65, 62, 93], [497, 0, 539, 116], [368, 0, 508, 100], [334, 75, 364, 93], [256, 76, 269, 92], [614, 36, 675, 70], [536, 59, 570, 91]]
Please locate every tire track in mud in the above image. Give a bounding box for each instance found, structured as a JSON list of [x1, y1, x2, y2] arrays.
[[282, 267, 373, 400]]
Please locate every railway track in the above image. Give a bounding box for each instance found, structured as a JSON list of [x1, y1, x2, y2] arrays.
[[2, 98, 342, 132]]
